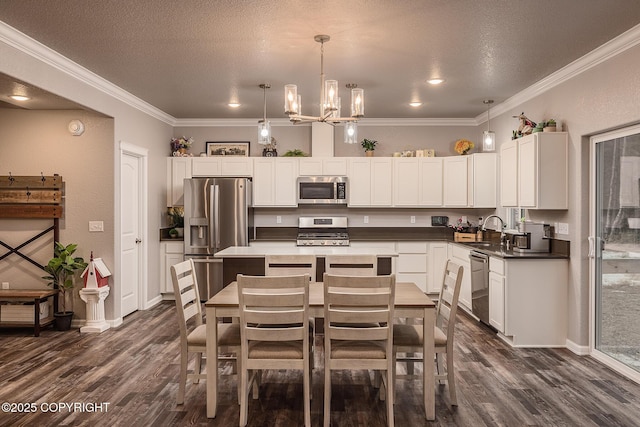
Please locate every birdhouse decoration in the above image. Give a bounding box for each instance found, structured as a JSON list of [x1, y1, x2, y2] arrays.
[[81, 252, 111, 289]]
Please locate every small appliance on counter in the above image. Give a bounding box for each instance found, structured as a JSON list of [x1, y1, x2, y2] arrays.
[[296, 216, 349, 246], [511, 222, 552, 253]]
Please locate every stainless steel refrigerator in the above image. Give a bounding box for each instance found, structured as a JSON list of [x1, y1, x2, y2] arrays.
[[183, 177, 253, 300]]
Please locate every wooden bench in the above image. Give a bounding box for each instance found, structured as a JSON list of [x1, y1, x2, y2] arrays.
[[0, 289, 58, 336]]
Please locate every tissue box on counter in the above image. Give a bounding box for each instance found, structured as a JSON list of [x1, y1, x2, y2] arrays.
[[0, 301, 49, 322]]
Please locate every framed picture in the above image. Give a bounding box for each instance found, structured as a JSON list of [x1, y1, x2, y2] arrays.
[[206, 141, 250, 157]]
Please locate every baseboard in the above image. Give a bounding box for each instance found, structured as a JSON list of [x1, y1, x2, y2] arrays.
[[566, 338, 590, 355], [144, 295, 163, 309]]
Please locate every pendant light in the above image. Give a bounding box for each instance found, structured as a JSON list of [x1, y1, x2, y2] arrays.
[[258, 83, 271, 145], [344, 122, 358, 144], [482, 99, 496, 152]]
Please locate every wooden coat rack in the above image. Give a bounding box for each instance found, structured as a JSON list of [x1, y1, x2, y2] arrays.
[[0, 173, 63, 271]]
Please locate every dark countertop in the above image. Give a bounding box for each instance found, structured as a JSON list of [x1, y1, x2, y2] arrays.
[[250, 227, 570, 259], [451, 241, 570, 259]]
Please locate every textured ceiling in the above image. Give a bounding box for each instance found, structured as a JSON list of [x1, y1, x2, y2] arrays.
[[1, 0, 640, 119]]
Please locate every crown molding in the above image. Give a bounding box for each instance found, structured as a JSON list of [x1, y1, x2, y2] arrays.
[[175, 117, 477, 127], [3, 19, 639, 129], [0, 21, 176, 125], [475, 23, 640, 125]]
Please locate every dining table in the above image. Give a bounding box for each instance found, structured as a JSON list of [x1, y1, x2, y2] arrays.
[[205, 281, 436, 421]]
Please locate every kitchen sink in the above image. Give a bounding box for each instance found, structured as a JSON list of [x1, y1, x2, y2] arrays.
[[464, 242, 495, 247]]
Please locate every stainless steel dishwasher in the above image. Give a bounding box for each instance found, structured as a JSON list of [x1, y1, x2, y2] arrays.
[[469, 251, 490, 326]]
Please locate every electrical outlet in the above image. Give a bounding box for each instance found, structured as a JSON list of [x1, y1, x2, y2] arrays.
[[410, 216, 416, 224], [89, 221, 104, 232], [558, 223, 569, 235], [276, 216, 282, 224], [363, 216, 369, 224], [1, 282, 9, 290], [461, 215, 468, 224]]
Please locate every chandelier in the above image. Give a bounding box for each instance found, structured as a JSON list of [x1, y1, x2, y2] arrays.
[[284, 35, 364, 134]]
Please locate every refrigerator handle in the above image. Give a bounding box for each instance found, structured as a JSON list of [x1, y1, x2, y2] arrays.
[[210, 184, 220, 249]]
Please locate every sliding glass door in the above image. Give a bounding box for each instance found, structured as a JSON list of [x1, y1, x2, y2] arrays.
[[591, 125, 640, 381]]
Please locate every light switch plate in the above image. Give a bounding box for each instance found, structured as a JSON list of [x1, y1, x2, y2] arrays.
[[1, 282, 9, 289], [89, 221, 104, 232]]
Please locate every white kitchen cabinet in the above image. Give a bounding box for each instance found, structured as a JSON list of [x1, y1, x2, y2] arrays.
[[395, 241, 428, 292], [166, 157, 192, 207], [448, 243, 472, 311], [499, 258, 568, 347], [393, 158, 421, 206], [252, 158, 298, 207], [161, 241, 184, 296], [500, 139, 519, 207], [426, 241, 448, 294], [443, 156, 469, 207], [518, 132, 568, 209], [419, 158, 444, 206], [347, 158, 393, 207], [298, 157, 347, 176], [392, 158, 443, 207], [191, 157, 253, 177], [443, 154, 496, 208], [488, 257, 505, 333], [470, 153, 497, 208]]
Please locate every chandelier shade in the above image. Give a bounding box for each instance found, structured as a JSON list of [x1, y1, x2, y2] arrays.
[[482, 99, 496, 152], [344, 122, 358, 144], [258, 83, 271, 145], [284, 35, 364, 127]]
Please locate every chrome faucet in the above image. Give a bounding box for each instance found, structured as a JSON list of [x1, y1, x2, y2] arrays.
[[482, 215, 506, 246]]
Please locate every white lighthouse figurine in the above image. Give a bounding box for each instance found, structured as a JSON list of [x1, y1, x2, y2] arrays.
[[79, 252, 111, 333]]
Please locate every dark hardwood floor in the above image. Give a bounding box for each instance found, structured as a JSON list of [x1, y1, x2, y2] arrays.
[[1, 301, 640, 426]]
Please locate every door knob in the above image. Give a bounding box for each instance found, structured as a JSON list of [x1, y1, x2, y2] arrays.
[[135, 238, 142, 244]]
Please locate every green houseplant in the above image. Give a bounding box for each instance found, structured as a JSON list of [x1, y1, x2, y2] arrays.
[[168, 206, 184, 237], [361, 138, 377, 156], [42, 242, 88, 330]]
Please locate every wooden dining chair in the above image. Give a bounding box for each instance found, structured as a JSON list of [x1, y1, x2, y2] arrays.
[[392, 259, 463, 406], [324, 254, 377, 276], [323, 273, 396, 427], [264, 254, 316, 367], [170, 259, 241, 405], [237, 274, 311, 427]]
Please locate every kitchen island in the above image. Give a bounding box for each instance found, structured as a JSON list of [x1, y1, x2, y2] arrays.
[[214, 245, 398, 287]]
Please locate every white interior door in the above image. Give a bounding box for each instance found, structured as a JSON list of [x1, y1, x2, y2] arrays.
[[120, 143, 148, 317]]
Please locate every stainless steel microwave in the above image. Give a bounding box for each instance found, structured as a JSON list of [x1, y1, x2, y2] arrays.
[[297, 176, 348, 205]]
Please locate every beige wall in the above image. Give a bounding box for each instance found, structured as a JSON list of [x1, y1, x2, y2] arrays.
[[0, 110, 114, 319], [488, 43, 640, 348], [1, 37, 173, 325]]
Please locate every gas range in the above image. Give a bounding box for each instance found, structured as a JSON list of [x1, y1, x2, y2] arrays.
[[296, 216, 350, 246]]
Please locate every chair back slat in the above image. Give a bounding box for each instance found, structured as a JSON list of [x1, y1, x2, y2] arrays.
[[436, 260, 463, 336], [265, 255, 316, 282], [237, 274, 309, 345], [324, 255, 377, 276], [170, 259, 203, 341]]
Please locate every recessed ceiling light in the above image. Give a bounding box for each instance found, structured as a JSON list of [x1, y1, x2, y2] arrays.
[[228, 103, 240, 108], [409, 102, 423, 107], [427, 78, 444, 85], [10, 95, 30, 101]]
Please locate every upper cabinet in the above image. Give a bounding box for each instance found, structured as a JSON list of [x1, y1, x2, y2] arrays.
[[347, 158, 393, 207], [393, 158, 443, 207], [298, 157, 347, 176], [501, 132, 568, 209], [443, 153, 497, 208], [166, 157, 192, 207], [253, 158, 298, 207], [191, 157, 253, 177]]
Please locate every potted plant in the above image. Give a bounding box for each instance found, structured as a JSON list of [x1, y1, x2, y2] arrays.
[[42, 242, 88, 331], [544, 119, 557, 132], [168, 206, 184, 237], [361, 138, 377, 156]]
